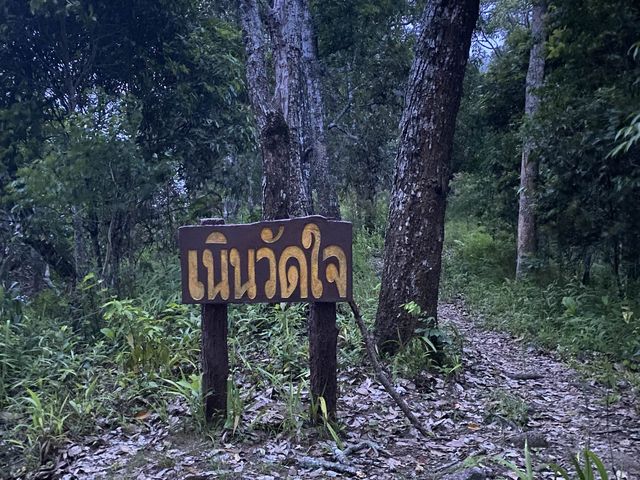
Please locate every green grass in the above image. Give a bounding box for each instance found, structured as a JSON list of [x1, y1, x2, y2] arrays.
[[486, 389, 529, 427], [441, 219, 640, 367], [0, 228, 383, 475]]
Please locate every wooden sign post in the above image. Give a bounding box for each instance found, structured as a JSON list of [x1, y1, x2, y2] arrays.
[[179, 215, 352, 423]]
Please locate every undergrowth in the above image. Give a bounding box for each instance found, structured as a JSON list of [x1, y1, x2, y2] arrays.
[[4, 202, 637, 477], [0, 228, 382, 476], [441, 220, 640, 369]]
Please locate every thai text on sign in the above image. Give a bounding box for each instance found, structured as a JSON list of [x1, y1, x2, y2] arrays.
[[179, 216, 352, 303]]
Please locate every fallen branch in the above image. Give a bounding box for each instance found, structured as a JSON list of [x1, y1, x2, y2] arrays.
[[333, 440, 386, 464], [348, 301, 434, 438], [297, 456, 359, 476]]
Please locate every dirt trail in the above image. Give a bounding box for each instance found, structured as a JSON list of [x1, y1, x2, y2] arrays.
[[53, 302, 640, 479], [436, 302, 640, 478]]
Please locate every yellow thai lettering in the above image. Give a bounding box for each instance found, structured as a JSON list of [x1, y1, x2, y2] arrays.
[[230, 248, 257, 300], [323, 245, 347, 297], [279, 246, 308, 298], [203, 249, 230, 300], [257, 247, 277, 299], [188, 250, 205, 301], [302, 223, 323, 298]]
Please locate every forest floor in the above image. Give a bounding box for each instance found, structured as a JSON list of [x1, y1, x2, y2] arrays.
[[49, 301, 640, 480]]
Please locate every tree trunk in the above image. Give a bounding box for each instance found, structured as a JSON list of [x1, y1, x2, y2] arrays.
[[240, 0, 339, 220], [240, 0, 314, 220], [270, 0, 310, 217], [260, 111, 293, 220], [300, 0, 340, 218], [516, 0, 546, 279], [374, 0, 479, 355], [72, 206, 87, 281], [241, 0, 290, 220]]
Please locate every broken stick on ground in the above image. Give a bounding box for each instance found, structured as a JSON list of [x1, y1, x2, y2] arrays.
[[348, 300, 433, 438]]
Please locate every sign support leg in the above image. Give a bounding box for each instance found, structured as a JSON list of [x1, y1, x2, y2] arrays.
[[202, 303, 228, 423], [200, 218, 228, 423], [309, 302, 338, 420]]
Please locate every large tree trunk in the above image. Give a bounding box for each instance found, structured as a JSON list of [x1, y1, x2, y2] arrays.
[[300, 0, 340, 218], [240, 0, 338, 220], [240, 0, 341, 419], [260, 111, 293, 220], [374, 0, 479, 355], [240, 0, 293, 220], [240, 0, 317, 220], [516, 0, 546, 279], [270, 0, 310, 217]]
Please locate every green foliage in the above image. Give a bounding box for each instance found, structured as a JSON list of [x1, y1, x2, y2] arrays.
[[18, 389, 70, 449], [316, 0, 417, 219], [493, 441, 534, 480], [442, 220, 640, 365], [486, 389, 529, 427], [443, 219, 516, 285], [163, 374, 205, 431], [610, 112, 640, 157], [454, 0, 640, 285], [101, 299, 172, 372], [317, 396, 343, 449], [550, 450, 610, 480], [390, 302, 464, 378], [452, 28, 530, 225], [0, 0, 255, 291], [495, 442, 612, 480], [0, 272, 203, 468], [444, 0, 640, 391], [225, 377, 244, 435], [0, 225, 385, 471], [2, 0, 639, 474]]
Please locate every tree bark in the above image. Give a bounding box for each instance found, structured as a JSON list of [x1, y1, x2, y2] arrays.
[[239, 0, 270, 134], [374, 0, 479, 355], [516, 0, 546, 279], [270, 0, 310, 217], [240, 0, 291, 220], [260, 111, 293, 220], [72, 205, 87, 280], [300, 0, 340, 218], [240, 0, 339, 219], [240, 0, 316, 220], [298, 1, 341, 416]]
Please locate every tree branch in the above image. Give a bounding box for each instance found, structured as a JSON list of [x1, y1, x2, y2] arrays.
[[348, 301, 433, 438]]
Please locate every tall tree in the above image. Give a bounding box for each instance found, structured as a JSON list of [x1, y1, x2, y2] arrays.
[[375, 0, 479, 354], [239, 0, 342, 417], [0, 0, 250, 289], [239, 0, 338, 219], [300, 0, 340, 218], [515, 0, 546, 278]]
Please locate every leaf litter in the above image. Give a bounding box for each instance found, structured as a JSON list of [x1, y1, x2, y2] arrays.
[[23, 302, 640, 479]]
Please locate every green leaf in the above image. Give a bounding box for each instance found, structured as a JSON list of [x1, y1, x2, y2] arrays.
[[549, 463, 571, 480], [524, 440, 533, 479], [585, 450, 609, 480], [100, 327, 115, 340]]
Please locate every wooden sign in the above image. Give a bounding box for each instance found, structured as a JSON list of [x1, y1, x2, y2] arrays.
[[179, 216, 352, 304], [179, 216, 351, 424]]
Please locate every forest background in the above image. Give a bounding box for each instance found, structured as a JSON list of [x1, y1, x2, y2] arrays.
[[0, 0, 639, 476]]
